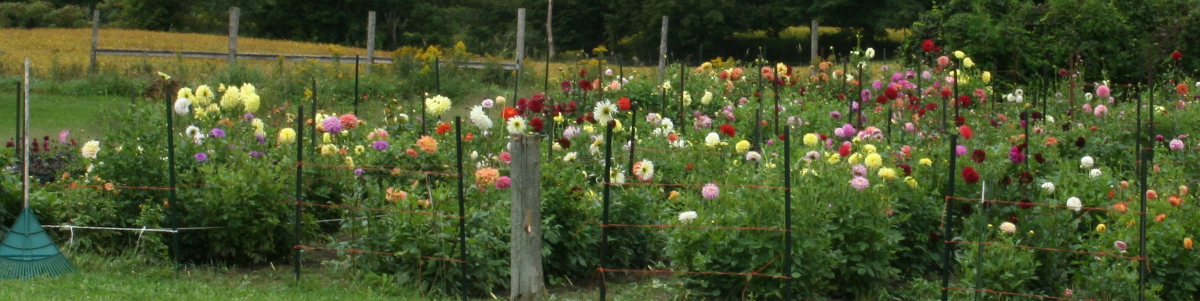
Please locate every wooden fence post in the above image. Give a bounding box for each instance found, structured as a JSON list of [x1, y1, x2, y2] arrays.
[[228, 7, 240, 66], [89, 10, 99, 74], [509, 134, 543, 301], [515, 8, 526, 71], [658, 15, 669, 82], [366, 11, 376, 74], [810, 20, 819, 67]]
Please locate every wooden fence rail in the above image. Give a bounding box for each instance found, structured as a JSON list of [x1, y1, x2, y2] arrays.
[[93, 48, 518, 70]]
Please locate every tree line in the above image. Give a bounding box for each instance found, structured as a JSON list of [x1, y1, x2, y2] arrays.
[[2, 0, 931, 63]]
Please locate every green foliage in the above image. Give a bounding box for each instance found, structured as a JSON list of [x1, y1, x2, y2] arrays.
[[953, 235, 1042, 299], [0, 0, 88, 29], [908, 0, 1197, 84]]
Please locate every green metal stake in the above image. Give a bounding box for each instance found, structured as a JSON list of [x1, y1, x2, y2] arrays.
[[1139, 69, 1153, 301], [310, 79, 317, 148], [435, 56, 441, 95], [598, 121, 614, 301], [678, 62, 686, 135], [295, 105, 305, 282], [974, 182, 987, 301], [164, 80, 179, 269], [421, 88, 427, 136], [857, 63, 863, 129], [354, 55, 360, 116], [941, 134, 959, 301], [455, 116, 468, 300], [953, 58, 960, 119], [627, 101, 637, 176], [783, 127, 793, 300]]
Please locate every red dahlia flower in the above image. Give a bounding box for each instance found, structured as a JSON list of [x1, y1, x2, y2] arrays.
[[959, 125, 974, 140], [530, 117, 544, 132], [971, 149, 986, 163], [921, 39, 939, 53], [719, 123, 736, 137], [502, 107, 520, 120], [617, 97, 631, 111], [962, 167, 980, 184]]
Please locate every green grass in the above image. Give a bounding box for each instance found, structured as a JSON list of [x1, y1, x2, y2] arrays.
[[3, 253, 429, 301], [2, 252, 684, 301], [0, 90, 117, 143]]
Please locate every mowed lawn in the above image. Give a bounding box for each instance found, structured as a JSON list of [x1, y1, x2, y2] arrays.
[[2, 253, 425, 301], [0, 90, 116, 144], [3, 252, 681, 301]]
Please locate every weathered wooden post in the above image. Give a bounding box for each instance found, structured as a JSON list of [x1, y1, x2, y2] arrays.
[[509, 133, 543, 301], [365, 11, 376, 74], [657, 15, 668, 82], [228, 7, 240, 66], [513, 8, 526, 101], [810, 20, 819, 67], [89, 10, 99, 74], [515, 8, 527, 70]]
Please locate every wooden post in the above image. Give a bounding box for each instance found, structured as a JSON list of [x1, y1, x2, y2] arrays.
[[228, 7, 240, 66], [515, 8, 527, 71], [657, 15, 669, 82], [545, 0, 554, 59], [509, 134, 543, 301], [89, 10, 99, 74], [810, 20, 819, 67], [366, 11, 376, 74]]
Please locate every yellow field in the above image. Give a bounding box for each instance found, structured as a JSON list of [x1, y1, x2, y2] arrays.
[[0, 28, 372, 76], [732, 26, 911, 43], [0, 27, 890, 83]]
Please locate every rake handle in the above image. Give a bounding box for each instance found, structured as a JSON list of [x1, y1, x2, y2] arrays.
[[23, 58, 30, 209]]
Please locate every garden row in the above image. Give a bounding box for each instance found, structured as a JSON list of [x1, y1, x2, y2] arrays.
[[3, 46, 1199, 300]]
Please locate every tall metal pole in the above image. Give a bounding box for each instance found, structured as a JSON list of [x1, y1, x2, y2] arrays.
[[1135, 80, 1143, 301], [856, 63, 864, 129], [953, 59, 960, 121], [22, 59, 30, 209], [1139, 68, 1153, 301], [455, 116, 468, 300], [310, 79, 317, 146], [294, 106, 305, 281], [354, 55, 360, 116], [783, 127, 793, 300], [941, 134, 959, 301], [421, 88, 428, 135], [598, 121, 614, 300], [678, 63, 686, 135], [435, 56, 441, 95], [165, 73, 179, 268], [627, 102, 637, 175]]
